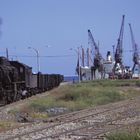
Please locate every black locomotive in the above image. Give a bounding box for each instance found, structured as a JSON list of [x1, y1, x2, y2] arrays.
[[0, 56, 63, 105]]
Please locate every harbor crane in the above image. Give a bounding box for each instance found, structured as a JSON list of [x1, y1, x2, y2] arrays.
[[88, 29, 104, 79], [129, 23, 140, 76], [113, 15, 125, 78]]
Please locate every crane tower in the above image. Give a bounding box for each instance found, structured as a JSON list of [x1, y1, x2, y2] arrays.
[[129, 23, 140, 77], [88, 29, 104, 79], [113, 15, 125, 78]]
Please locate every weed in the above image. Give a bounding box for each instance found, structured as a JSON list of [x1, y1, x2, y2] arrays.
[[11, 79, 140, 118], [0, 121, 15, 131], [106, 128, 140, 140]]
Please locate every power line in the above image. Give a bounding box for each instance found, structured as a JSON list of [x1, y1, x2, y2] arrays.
[[8, 54, 76, 58]]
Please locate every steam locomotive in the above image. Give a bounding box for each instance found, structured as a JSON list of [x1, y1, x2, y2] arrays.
[[0, 56, 63, 105]]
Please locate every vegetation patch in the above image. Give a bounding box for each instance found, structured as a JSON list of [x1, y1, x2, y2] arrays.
[[135, 80, 140, 87], [30, 112, 48, 119], [106, 128, 140, 140], [0, 121, 15, 132], [8, 79, 140, 119]]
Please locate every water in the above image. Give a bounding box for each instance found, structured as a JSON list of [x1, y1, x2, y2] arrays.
[[64, 75, 78, 82]]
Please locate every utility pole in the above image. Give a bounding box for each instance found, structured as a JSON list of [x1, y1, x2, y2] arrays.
[[112, 45, 115, 62], [70, 47, 81, 83], [6, 48, 9, 59], [81, 46, 85, 67], [87, 48, 90, 67], [28, 47, 40, 73], [78, 47, 80, 83], [0, 17, 2, 39]]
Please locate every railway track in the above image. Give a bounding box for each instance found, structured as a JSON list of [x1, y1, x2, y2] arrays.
[[0, 96, 140, 140]]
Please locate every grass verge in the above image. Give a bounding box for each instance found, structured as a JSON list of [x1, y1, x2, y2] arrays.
[[106, 128, 140, 140], [20, 79, 140, 116]]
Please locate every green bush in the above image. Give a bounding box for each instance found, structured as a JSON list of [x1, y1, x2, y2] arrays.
[[30, 103, 47, 112], [135, 80, 140, 87], [106, 128, 140, 140]]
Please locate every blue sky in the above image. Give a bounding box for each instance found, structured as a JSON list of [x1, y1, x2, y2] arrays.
[[0, 0, 140, 75]]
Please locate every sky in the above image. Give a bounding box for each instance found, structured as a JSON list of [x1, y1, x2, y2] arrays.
[[0, 0, 140, 76]]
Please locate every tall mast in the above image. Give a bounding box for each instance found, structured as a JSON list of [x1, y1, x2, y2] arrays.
[[129, 23, 140, 74], [88, 29, 102, 68], [81, 47, 85, 67], [114, 15, 125, 65]]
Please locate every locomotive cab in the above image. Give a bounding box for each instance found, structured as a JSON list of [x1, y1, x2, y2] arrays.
[[0, 57, 19, 104]]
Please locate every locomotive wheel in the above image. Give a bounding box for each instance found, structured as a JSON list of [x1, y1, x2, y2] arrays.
[[16, 93, 22, 101], [3, 96, 8, 105]]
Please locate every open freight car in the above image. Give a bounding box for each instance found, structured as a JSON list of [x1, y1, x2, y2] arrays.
[[0, 56, 63, 105]]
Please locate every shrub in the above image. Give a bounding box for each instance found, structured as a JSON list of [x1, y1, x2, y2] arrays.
[[106, 128, 140, 140], [135, 80, 140, 87]]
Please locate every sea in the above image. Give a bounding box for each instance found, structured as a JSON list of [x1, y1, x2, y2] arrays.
[[64, 75, 78, 82]]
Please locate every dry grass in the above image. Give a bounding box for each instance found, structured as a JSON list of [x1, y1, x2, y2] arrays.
[[6, 79, 140, 119], [24, 79, 140, 114], [106, 127, 140, 140], [0, 121, 16, 132]]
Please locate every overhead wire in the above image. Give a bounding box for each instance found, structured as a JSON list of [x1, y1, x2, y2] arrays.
[[8, 54, 76, 58]]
